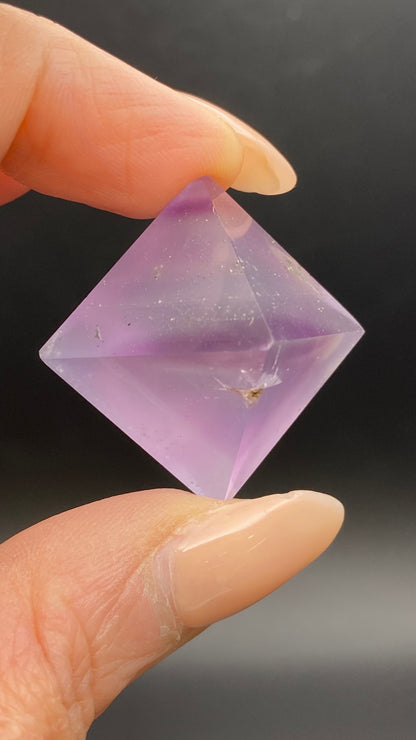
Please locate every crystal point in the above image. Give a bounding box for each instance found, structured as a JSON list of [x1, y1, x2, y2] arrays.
[[40, 177, 364, 499]]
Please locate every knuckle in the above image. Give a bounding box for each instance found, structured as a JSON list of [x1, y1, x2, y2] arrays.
[[0, 569, 92, 739], [29, 578, 95, 735]]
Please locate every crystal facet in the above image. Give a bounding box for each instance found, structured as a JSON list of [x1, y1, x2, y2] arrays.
[[40, 177, 364, 499]]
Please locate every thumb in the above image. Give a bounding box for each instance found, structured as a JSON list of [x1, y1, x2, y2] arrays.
[[0, 488, 343, 738]]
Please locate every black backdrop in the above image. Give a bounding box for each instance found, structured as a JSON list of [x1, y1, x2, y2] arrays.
[[1, 1, 415, 738]]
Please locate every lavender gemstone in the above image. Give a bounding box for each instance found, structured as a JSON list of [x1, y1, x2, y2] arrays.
[[40, 177, 364, 499]]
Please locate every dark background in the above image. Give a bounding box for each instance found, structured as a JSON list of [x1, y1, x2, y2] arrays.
[[1, 0, 415, 738]]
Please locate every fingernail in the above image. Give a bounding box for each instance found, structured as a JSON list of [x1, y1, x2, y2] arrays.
[[158, 491, 344, 628], [184, 93, 297, 195]]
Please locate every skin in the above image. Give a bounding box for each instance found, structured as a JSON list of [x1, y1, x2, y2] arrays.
[[0, 5, 344, 738]]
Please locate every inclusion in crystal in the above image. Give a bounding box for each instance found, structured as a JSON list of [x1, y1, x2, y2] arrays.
[[39, 177, 364, 499]]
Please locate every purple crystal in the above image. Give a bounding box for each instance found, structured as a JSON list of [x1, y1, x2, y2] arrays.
[[39, 177, 364, 499]]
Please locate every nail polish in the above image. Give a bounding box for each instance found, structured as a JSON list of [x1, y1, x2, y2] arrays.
[[184, 93, 297, 195], [158, 491, 344, 628]]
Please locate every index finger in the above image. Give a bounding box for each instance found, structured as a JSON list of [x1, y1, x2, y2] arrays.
[[0, 4, 296, 217]]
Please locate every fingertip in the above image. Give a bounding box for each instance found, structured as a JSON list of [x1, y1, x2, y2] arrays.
[[0, 170, 29, 205], [161, 489, 344, 628], [0, 4, 296, 215], [183, 93, 297, 196], [290, 489, 345, 530]]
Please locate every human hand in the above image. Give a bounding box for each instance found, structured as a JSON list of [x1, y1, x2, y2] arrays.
[[0, 5, 344, 738]]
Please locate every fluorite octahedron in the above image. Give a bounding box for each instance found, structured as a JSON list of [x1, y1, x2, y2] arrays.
[[40, 177, 364, 499]]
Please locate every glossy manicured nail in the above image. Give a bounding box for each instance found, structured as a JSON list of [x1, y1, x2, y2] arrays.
[[184, 93, 297, 195], [159, 490, 344, 628]]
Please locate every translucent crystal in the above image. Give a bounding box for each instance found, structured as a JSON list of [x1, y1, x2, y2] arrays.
[[40, 177, 364, 499]]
